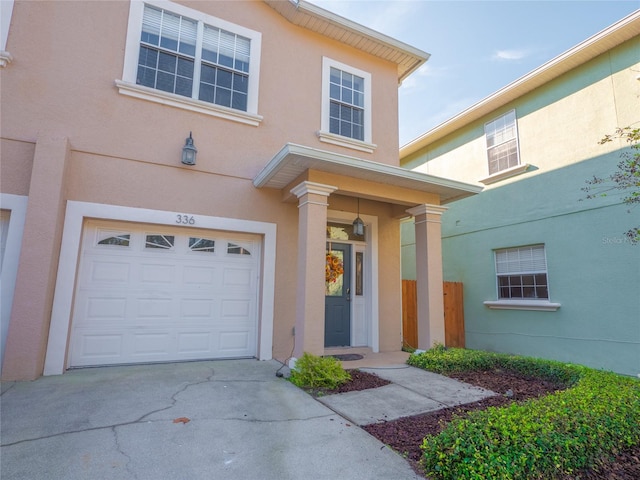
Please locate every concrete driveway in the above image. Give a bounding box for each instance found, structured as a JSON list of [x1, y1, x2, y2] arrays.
[[1, 359, 422, 480]]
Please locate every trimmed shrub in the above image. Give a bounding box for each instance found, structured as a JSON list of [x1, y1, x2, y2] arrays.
[[408, 348, 640, 479], [289, 352, 350, 389]]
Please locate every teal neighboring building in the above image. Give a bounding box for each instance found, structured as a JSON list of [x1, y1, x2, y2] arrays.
[[400, 12, 640, 376]]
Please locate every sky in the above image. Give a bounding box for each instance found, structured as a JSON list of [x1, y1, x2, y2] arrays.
[[309, 0, 640, 146]]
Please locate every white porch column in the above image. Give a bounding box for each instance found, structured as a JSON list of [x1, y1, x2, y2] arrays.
[[290, 181, 337, 359], [406, 204, 448, 350]]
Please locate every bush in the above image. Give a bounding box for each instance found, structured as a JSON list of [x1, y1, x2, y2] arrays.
[[408, 348, 640, 479], [408, 345, 584, 385], [289, 352, 350, 389]]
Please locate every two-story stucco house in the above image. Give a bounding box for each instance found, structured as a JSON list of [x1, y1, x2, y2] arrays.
[[0, 0, 481, 380], [401, 11, 640, 376]]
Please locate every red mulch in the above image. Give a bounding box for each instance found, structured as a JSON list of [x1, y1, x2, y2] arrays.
[[322, 368, 640, 479]]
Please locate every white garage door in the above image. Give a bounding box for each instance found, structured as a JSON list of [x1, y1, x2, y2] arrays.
[[69, 220, 260, 367]]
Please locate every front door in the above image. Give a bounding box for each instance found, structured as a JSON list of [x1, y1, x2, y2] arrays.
[[325, 243, 351, 347]]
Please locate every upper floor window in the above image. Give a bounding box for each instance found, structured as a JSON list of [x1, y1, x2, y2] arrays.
[[485, 110, 519, 175], [495, 245, 548, 300], [319, 57, 375, 153], [118, 1, 262, 126]]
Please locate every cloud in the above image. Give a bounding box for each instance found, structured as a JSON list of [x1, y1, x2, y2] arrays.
[[492, 49, 529, 61]]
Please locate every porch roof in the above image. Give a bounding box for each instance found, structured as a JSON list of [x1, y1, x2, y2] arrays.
[[253, 143, 482, 205]]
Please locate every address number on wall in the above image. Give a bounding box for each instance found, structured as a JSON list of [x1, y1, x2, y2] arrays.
[[176, 214, 195, 225]]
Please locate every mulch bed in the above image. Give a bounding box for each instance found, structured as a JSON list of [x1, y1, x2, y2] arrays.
[[321, 368, 640, 479]]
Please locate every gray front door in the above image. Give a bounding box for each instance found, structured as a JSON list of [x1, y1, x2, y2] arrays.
[[325, 243, 351, 347]]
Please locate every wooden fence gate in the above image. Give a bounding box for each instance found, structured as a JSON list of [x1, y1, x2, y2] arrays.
[[402, 280, 465, 349]]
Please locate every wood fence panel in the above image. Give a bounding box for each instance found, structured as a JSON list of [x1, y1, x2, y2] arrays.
[[402, 280, 465, 349], [443, 281, 465, 348], [401, 280, 418, 349]]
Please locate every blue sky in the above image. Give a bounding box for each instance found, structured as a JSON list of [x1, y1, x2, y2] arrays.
[[309, 0, 640, 146]]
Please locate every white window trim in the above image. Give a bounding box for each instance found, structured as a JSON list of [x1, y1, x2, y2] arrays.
[[487, 244, 560, 312], [43, 201, 276, 375], [319, 57, 376, 153], [485, 109, 520, 175], [0, 0, 15, 67], [479, 163, 530, 185], [484, 300, 561, 312], [118, 0, 262, 125]]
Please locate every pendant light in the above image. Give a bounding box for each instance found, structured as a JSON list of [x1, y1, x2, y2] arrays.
[[353, 198, 365, 237]]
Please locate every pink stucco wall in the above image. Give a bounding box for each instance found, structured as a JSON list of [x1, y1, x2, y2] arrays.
[[1, 0, 411, 379]]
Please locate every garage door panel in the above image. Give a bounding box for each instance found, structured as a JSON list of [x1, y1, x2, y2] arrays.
[[218, 331, 251, 353], [177, 332, 212, 354], [89, 261, 131, 283], [183, 265, 218, 286], [131, 332, 172, 356], [140, 263, 176, 283], [86, 296, 127, 320], [69, 221, 259, 367], [75, 332, 124, 360], [180, 299, 214, 318]]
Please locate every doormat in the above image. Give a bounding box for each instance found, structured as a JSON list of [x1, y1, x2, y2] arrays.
[[326, 354, 364, 361]]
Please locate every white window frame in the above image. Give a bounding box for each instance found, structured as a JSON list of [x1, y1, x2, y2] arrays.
[[484, 244, 560, 311], [319, 57, 376, 153], [0, 0, 15, 67], [484, 110, 520, 177], [117, 0, 262, 126]]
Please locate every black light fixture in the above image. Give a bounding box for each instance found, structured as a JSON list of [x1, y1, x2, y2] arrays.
[[353, 198, 365, 236], [181, 131, 197, 165]]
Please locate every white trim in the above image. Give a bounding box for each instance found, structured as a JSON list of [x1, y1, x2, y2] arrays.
[[290, 181, 338, 198], [484, 300, 561, 312], [0, 50, 12, 68], [0, 193, 28, 369], [321, 57, 372, 148], [317, 131, 377, 153], [480, 163, 530, 185], [0, 0, 14, 52], [406, 204, 448, 217], [327, 209, 379, 352], [120, 0, 262, 121], [43, 201, 276, 375], [115, 80, 263, 126]]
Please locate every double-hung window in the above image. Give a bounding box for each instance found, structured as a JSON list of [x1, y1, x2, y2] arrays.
[[495, 245, 548, 300], [485, 110, 519, 175], [484, 244, 560, 311], [118, 1, 262, 125], [319, 57, 374, 153]]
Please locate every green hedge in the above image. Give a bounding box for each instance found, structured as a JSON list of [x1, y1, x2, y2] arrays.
[[408, 347, 640, 479]]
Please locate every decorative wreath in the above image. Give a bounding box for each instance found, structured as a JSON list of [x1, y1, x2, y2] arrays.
[[326, 252, 344, 283]]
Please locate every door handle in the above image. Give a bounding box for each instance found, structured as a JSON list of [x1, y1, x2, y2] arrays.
[[346, 288, 351, 301]]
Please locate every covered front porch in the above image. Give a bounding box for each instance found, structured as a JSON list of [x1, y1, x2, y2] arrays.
[[254, 143, 481, 363]]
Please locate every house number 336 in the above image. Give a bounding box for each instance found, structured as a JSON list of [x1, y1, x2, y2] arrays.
[[176, 214, 195, 225]]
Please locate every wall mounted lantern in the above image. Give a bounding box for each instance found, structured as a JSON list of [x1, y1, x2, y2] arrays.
[[353, 198, 365, 236], [181, 132, 197, 165]]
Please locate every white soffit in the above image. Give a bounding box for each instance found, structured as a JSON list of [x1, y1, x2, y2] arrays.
[[253, 143, 482, 204], [263, 0, 429, 83], [400, 10, 640, 157]]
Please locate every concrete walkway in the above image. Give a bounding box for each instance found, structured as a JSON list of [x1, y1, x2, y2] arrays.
[[317, 364, 494, 426], [1, 358, 495, 480]]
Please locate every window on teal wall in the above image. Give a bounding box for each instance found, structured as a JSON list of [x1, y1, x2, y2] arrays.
[[494, 245, 548, 299], [485, 110, 520, 175]]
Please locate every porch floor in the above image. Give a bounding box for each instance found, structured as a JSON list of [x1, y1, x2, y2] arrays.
[[323, 347, 410, 369]]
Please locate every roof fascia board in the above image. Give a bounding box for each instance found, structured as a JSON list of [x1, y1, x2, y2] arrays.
[[264, 0, 429, 82]]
